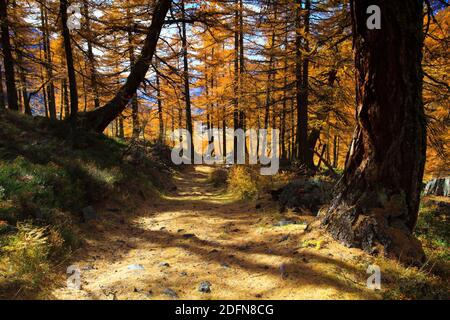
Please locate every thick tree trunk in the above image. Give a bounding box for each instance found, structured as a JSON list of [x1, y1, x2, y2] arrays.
[[77, 0, 171, 132], [322, 0, 426, 265], [0, 0, 19, 111], [60, 0, 78, 120]]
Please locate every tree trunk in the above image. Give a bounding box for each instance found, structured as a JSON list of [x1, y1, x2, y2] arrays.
[[0, 0, 19, 111], [295, 0, 304, 161], [155, 59, 164, 143], [238, 0, 245, 134], [83, 0, 100, 109], [60, 0, 78, 120], [63, 78, 69, 119], [232, 0, 239, 163], [322, 0, 427, 265], [181, 0, 194, 162], [302, 0, 313, 168], [127, 0, 140, 139], [40, 1, 56, 119], [18, 66, 31, 115], [77, 0, 171, 132], [0, 64, 5, 109]]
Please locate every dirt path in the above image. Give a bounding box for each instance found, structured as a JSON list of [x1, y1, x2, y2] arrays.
[[53, 166, 380, 300]]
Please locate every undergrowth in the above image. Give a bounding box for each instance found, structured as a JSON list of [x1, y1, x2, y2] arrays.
[[379, 197, 449, 300], [0, 110, 171, 298]]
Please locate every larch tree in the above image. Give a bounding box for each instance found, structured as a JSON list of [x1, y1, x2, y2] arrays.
[[77, 0, 172, 132]]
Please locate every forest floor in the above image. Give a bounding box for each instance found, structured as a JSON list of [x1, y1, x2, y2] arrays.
[[51, 165, 382, 300]]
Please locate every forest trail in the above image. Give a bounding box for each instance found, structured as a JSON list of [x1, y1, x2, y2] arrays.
[[52, 166, 380, 300]]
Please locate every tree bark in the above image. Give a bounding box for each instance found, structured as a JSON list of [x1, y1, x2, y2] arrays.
[[77, 0, 171, 132], [322, 0, 427, 265], [0, 0, 19, 111]]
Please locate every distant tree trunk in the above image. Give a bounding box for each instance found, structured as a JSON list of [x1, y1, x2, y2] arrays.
[[290, 98, 295, 160], [83, 0, 100, 109], [181, 0, 194, 162], [232, 0, 239, 163], [59, 79, 64, 120], [118, 116, 124, 138], [40, 1, 56, 119], [0, 0, 19, 111], [295, 0, 303, 161], [17, 89, 22, 112], [63, 78, 69, 119], [281, 22, 289, 161], [60, 0, 78, 121], [18, 65, 31, 115], [127, 0, 140, 139], [222, 104, 227, 158], [155, 60, 164, 143], [238, 0, 245, 134], [76, 0, 171, 132], [264, 7, 277, 131], [333, 135, 338, 168], [322, 0, 426, 265], [302, 0, 313, 168], [0, 64, 5, 109]]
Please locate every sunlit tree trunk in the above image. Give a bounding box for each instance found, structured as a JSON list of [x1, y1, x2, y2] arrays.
[[322, 0, 426, 265], [181, 0, 194, 161]]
